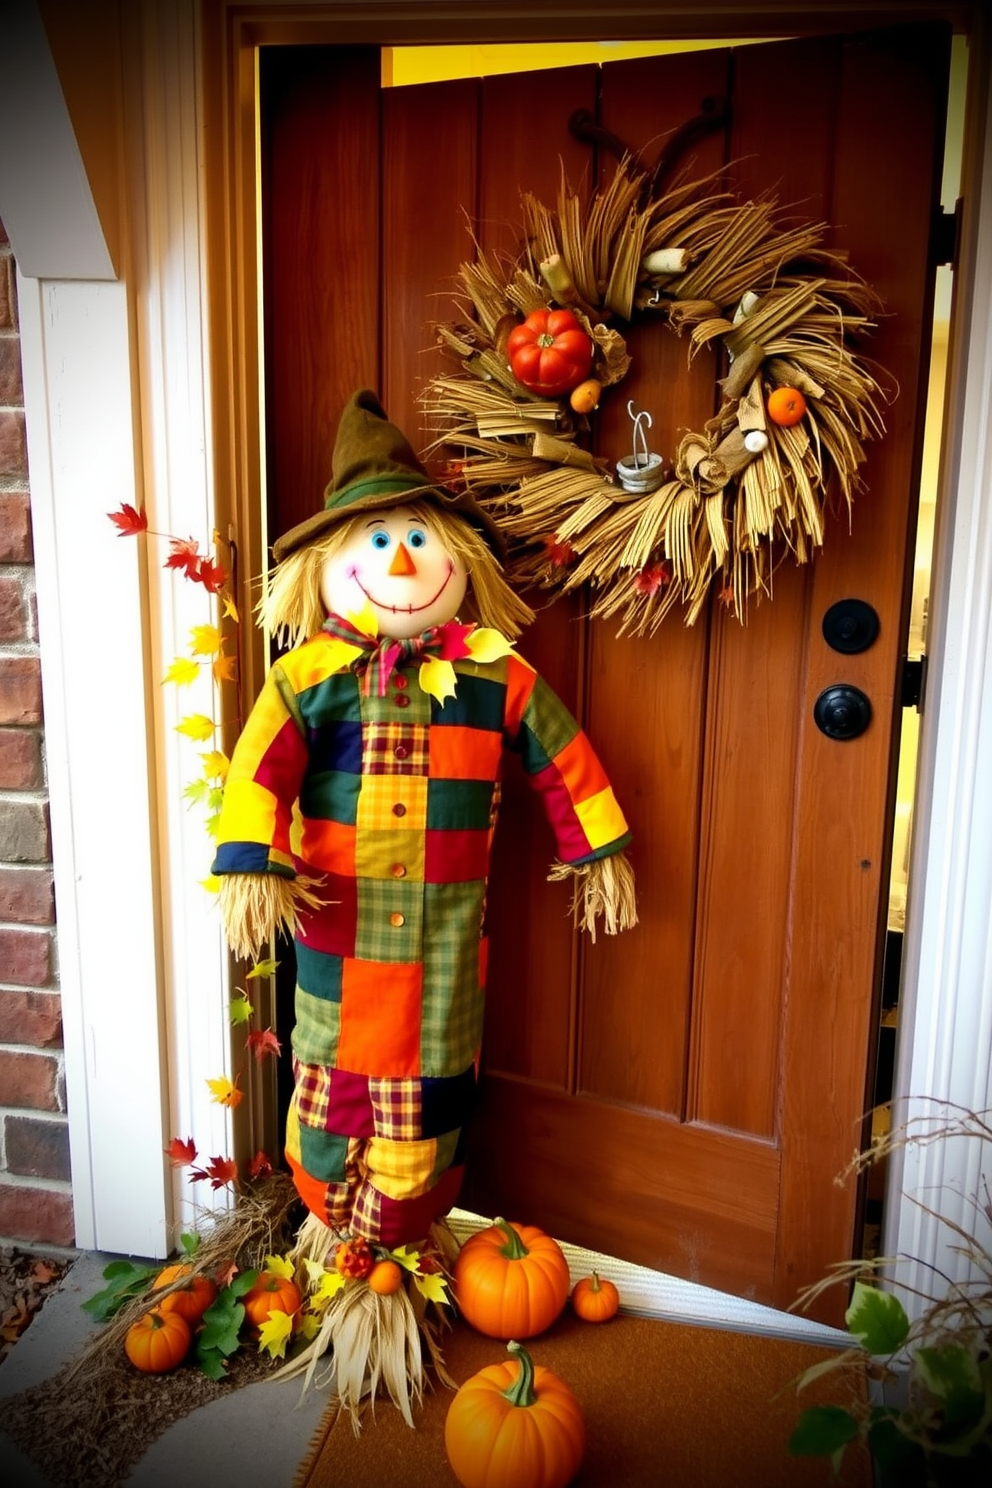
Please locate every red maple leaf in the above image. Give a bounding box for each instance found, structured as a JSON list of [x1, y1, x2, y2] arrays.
[[165, 1135, 198, 1167], [108, 503, 148, 536], [189, 1155, 239, 1189], [542, 534, 575, 568], [435, 621, 476, 662], [164, 537, 202, 579], [195, 557, 228, 594], [632, 561, 672, 597], [246, 1150, 274, 1181], [245, 1028, 282, 1063]]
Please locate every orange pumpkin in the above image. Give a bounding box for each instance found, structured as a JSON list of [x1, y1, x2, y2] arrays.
[[571, 1271, 620, 1323], [445, 1339, 585, 1488], [153, 1262, 218, 1324], [124, 1307, 191, 1373], [368, 1259, 404, 1296], [243, 1272, 302, 1329], [766, 385, 807, 426], [454, 1219, 569, 1339]]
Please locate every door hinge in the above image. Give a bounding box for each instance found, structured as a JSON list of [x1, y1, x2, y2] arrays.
[[931, 199, 962, 269], [901, 655, 927, 711]]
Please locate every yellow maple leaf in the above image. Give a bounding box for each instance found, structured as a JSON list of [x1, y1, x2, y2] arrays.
[[200, 750, 230, 782], [314, 1270, 347, 1303], [176, 714, 215, 742], [200, 874, 221, 894], [190, 623, 223, 656], [163, 656, 201, 687], [413, 1270, 450, 1306], [206, 1074, 242, 1109], [228, 993, 252, 1026], [298, 1310, 322, 1341], [212, 652, 237, 684], [264, 1253, 296, 1280], [247, 958, 279, 980], [466, 627, 513, 665], [222, 593, 240, 623], [418, 656, 457, 705], [257, 1308, 294, 1360], [345, 598, 379, 639], [386, 1244, 423, 1275]]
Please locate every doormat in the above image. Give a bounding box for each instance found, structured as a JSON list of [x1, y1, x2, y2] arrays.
[[294, 1311, 870, 1488]]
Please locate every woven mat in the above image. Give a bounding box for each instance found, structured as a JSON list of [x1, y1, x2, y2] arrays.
[[295, 1311, 870, 1488]]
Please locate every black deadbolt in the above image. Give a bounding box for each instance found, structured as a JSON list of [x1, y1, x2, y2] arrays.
[[814, 684, 872, 741], [822, 598, 880, 654]]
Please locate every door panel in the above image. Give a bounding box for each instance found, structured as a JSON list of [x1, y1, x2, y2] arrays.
[[260, 26, 949, 1321]]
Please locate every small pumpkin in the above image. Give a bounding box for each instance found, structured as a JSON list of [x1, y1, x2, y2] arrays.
[[124, 1307, 191, 1373], [454, 1219, 569, 1339], [368, 1259, 404, 1296], [334, 1237, 373, 1279], [153, 1262, 218, 1325], [242, 1271, 302, 1329], [571, 1271, 620, 1323], [506, 309, 593, 398], [445, 1338, 585, 1488]]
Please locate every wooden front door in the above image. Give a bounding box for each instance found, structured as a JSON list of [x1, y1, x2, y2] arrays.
[[259, 26, 949, 1322]]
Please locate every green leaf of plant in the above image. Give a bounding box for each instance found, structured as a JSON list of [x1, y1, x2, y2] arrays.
[[195, 1343, 229, 1381], [228, 1269, 259, 1298], [789, 1405, 860, 1458], [81, 1261, 158, 1320], [229, 993, 253, 1026], [914, 1344, 985, 1431], [180, 1232, 200, 1257], [845, 1281, 910, 1355]]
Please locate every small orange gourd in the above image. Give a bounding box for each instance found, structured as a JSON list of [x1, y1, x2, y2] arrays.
[[368, 1259, 404, 1296], [242, 1272, 302, 1329], [124, 1307, 191, 1373], [153, 1262, 218, 1325], [454, 1219, 569, 1339], [571, 1271, 620, 1323], [445, 1339, 585, 1488], [766, 385, 807, 426]]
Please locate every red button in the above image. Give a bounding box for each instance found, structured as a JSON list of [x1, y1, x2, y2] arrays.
[[394, 674, 408, 690], [395, 744, 409, 760], [392, 803, 406, 817], [394, 694, 410, 708]]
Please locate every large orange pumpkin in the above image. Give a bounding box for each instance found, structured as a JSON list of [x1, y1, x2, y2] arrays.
[[243, 1272, 301, 1329], [124, 1308, 191, 1373], [453, 1219, 569, 1339], [444, 1339, 585, 1488], [153, 1262, 218, 1325]]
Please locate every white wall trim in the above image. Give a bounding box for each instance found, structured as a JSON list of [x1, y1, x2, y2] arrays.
[[883, 23, 992, 1309]]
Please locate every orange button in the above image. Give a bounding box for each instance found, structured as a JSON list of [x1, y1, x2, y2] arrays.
[[389, 912, 405, 928], [391, 863, 407, 878]]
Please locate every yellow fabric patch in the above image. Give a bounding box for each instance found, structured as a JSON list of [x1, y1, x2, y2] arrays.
[[356, 772, 428, 833], [573, 785, 629, 849], [282, 637, 364, 693], [355, 826, 425, 882], [214, 777, 278, 848], [365, 1135, 438, 1200], [284, 1094, 301, 1164]]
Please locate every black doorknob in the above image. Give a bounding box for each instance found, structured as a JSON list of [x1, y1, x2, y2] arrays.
[[814, 684, 872, 740], [822, 598, 880, 654]]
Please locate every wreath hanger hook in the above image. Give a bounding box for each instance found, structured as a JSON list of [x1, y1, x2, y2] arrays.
[[616, 402, 665, 495]]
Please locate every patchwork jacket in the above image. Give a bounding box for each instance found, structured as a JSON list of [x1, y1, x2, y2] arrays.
[[212, 626, 631, 1242]]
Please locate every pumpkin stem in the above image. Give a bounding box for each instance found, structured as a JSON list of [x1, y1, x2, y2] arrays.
[[503, 1340, 537, 1408], [493, 1218, 529, 1260], [590, 1271, 602, 1292]]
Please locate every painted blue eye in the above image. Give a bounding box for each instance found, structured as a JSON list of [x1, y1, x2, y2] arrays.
[[370, 530, 391, 550], [408, 528, 427, 549]]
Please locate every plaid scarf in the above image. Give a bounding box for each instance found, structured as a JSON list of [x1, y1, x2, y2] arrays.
[[322, 613, 473, 697]]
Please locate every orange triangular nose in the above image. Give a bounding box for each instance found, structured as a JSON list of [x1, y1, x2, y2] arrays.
[[388, 541, 418, 576]]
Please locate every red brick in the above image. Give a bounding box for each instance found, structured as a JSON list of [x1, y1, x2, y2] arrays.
[[4, 1115, 71, 1182], [0, 866, 54, 922], [0, 989, 61, 1047], [0, 334, 22, 405], [0, 254, 14, 332], [0, 493, 31, 562], [0, 728, 43, 789], [0, 926, 52, 987], [0, 573, 27, 641], [0, 800, 51, 862], [0, 409, 26, 478], [0, 656, 42, 724], [0, 1181, 74, 1247], [0, 1049, 60, 1111]]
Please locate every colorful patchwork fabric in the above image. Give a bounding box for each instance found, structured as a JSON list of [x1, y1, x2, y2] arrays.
[[212, 626, 631, 1244]]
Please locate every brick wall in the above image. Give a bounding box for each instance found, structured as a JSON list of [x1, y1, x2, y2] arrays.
[[0, 219, 75, 1252]]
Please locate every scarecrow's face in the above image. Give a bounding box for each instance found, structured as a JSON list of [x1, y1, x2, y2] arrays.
[[319, 506, 468, 639]]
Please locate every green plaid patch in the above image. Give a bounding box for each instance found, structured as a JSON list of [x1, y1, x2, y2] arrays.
[[420, 880, 487, 1075], [517, 672, 580, 773], [293, 985, 341, 1066], [355, 877, 425, 962]]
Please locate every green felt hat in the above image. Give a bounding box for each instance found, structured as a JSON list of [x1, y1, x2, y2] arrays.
[[271, 388, 504, 563]]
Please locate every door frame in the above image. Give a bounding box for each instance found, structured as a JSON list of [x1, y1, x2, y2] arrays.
[[18, 0, 990, 1311]]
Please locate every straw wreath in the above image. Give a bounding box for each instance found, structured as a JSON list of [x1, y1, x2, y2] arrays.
[[422, 160, 887, 630]]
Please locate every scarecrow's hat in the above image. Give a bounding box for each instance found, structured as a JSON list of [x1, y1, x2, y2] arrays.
[[271, 389, 504, 563]]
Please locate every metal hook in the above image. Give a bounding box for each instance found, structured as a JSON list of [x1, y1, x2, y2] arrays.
[[628, 402, 653, 469]]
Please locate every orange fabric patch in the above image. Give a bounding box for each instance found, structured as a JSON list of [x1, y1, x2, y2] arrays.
[[299, 817, 356, 875], [549, 729, 612, 806], [428, 724, 503, 781], [503, 653, 538, 732], [336, 960, 423, 1077]]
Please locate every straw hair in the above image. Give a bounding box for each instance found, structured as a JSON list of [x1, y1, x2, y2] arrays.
[[261, 501, 534, 651]]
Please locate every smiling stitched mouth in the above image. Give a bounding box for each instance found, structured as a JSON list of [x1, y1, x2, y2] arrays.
[[357, 563, 454, 615]]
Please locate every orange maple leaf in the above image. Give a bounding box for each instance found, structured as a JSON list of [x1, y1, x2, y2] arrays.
[[206, 1074, 243, 1108], [215, 1257, 239, 1289], [165, 1135, 198, 1167], [212, 651, 237, 684], [108, 503, 148, 536], [245, 1028, 282, 1063]]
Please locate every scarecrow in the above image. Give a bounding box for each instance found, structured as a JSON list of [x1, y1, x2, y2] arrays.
[[211, 389, 635, 1414]]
